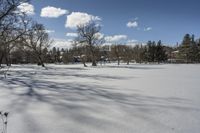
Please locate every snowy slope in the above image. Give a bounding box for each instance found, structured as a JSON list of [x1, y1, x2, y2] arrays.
[[0, 63, 200, 133]]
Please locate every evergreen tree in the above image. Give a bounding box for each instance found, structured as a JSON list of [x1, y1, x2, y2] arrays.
[[179, 34, 200, 63], [180, 34, 191, 63], [155, 40, 167, 63], [147, 41, 156, 62]]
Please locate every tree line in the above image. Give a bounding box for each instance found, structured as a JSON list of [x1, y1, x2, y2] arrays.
[[7, 34, 200, 67]]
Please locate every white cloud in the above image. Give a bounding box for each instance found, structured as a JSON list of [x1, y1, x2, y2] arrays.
[[94, 33, 104, 39], [105, 35, 127, 42], [65, 12, 101, 29], [66, 33, 78, 37], [127, 21, 138, 28], [144, 27, 152, 31], [41, 6, 69, 18], [126, 39, 139, 46], [18, 3, 35, 15], [127, 39, 138, 43], [52, 39, 73, 49], [45, 30, 55, 33]]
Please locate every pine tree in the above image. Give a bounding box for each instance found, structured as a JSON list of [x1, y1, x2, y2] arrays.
[[180, 34, 191, 63], [155, 40, 167, 63]]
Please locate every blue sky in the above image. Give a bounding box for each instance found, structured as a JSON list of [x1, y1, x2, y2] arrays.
[[24, 0, 200, 46]]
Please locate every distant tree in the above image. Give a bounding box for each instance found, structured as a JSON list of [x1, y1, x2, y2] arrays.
[[180, 34, 192, 63], [99, 45, 111, 64], [62, 49, 72, 64], [56, 48, 61, 63], [50, 47, 62, 63], [189, 35, 199, 63], [122, 45, 133, 65], [132, 44, 144, 63], [155, 40, 167, 63], [71, 41, 89, 67], [197, 39, 200, 62], [178, 34, 200, 63], [146, 41, 156, 62], [42, 47, 50, 63], [52, 47, 57, 63], [145, 40, 167, 63], [110, 44, 124, 65]]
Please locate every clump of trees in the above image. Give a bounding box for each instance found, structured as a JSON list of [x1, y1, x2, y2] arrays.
[[21, 22, 51, 67], [0, 0, 51, 67], [145, 40, 168, 63], [178, 34, 200, 63], [0, 0, 29, 66], [60, 40, 168, 65]]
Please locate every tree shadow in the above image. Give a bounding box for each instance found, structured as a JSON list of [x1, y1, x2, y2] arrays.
[[99, 64, 164, 70], [9, 68, 132, 81], [5, 73, 196, 110]]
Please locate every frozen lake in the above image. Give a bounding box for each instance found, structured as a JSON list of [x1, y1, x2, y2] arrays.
[[0, 63, 200, 133]]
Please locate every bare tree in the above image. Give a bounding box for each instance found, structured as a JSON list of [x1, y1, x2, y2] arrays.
[[132, 44, 147, 63], [0, 0, 27, 22], [111, 44, 124, 65], [22, 23, 52, 67], [0, 14, 30, 66], [76, 22, 104, 66], [121, 45, 133, 65], [0, 0, 30, 66]]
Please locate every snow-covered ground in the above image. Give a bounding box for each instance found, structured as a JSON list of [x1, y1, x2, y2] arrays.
[[0, 63, 200, 133]]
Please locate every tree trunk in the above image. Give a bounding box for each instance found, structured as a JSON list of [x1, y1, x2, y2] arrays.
[[38, 55, 45, 67], [83, 63, 87, 67], [127, 60, 130, 65], [5, 52, 11, 66], [89, 44, 97, 66], [81, 57, 87, 67], [117, 58, 120, 65], [91, 52, 97, 66], [92, 60, 97, 66], [0, 53, 4, 67]]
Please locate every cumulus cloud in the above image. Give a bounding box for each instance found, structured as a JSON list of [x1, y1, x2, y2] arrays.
[[105, 35, 127, 42], [45, 30, 55, 33], [94, 33, 104, 39], [41, 6, 69, 18], [52, 39, 73, 49], [18, 2, 35, 15], [127, 21, 138, 28], [66, 33, 78, 37], [144, 27, 152, 31], [65, 12, 101, 29]]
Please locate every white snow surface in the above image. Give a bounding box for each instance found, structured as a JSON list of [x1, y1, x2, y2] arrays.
[[0, 63, 200, 133]]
